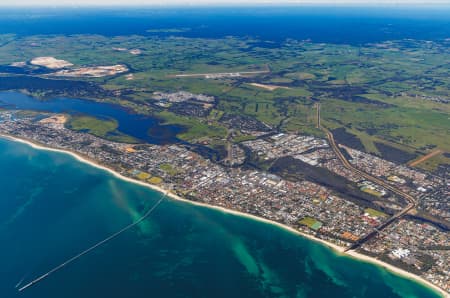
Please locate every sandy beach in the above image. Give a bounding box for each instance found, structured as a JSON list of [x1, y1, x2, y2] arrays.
[[1, 134, 447, 298]]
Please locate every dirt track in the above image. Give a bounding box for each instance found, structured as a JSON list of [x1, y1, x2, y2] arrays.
[[409, 149, 443, 167]]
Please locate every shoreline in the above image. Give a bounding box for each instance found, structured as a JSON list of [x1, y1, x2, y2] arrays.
[[1, 134, 447, 298]]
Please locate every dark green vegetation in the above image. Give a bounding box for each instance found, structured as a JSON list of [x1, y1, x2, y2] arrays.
[[0, 34, 448, 169], [0, 76, 110, 99], [269, 156, 403, 214], [415, 153, 450, 173]]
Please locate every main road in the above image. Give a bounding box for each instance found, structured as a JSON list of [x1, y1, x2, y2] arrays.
[[316, 103, 417, 250]]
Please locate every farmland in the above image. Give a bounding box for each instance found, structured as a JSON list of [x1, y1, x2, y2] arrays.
[[0, 34, 448, 170]]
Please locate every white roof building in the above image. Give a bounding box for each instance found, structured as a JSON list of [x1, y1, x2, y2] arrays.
[[392, 248, 411, 259]]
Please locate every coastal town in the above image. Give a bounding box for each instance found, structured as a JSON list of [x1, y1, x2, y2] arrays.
[[1, 5, 450, 298], [0, 109, 448, 294]]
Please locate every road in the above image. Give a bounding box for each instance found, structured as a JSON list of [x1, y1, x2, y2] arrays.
[[316, 103, 417, 250], [409, 149, 443, 167], [316, 102, 321, 129]]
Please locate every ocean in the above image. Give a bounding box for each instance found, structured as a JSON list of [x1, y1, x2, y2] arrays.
[[0, 6, 448, 297], [0, 137, 442, 298], [0, 6, 449, 44]]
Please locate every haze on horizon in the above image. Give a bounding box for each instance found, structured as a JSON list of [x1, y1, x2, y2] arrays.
[[2, 0, 450, 7]]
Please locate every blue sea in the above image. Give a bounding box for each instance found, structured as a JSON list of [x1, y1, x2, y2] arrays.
[[0, 137, 442, 298], [0, 6, 449, 44], [0, 6, 448, 297]]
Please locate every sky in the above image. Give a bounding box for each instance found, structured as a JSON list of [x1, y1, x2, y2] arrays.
[[2, 0, 450, 6]]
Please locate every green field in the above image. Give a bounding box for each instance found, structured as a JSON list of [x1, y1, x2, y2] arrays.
[[364, 208, 388, 218], [413, 153, 450, 172], [159, 163, 179, 176], [136, 172, 151, 180], [299, 217, 323, 231], [360, 186, 383, 198], [1, 34, 449, 169], [157, 111, 227, 142], [66, 115, 137, 143]]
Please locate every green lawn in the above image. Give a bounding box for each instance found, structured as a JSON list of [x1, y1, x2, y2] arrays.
[[299, 217, 323, 231], [158, 111, 227, 142], [364, 208, 388, 218], [66, 115, 138, 143]]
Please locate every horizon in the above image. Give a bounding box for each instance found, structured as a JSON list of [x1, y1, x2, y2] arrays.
[[2, 0, 450, 8], [0, 0, 449, 297]]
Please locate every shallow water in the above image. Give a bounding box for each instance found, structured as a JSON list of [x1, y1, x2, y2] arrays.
[[0, 137, 442, 298], [0, 91, 184, 144]]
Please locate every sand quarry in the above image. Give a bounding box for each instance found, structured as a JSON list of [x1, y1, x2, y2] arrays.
[[53, 65, 129, 78], [30, 57, 74, 69]]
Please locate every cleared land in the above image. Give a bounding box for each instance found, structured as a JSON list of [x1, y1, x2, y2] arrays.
[[38, 114, 67, 125], [30, 56, 73, 69], [409, 149, 444, 167], [52, 65, 128, 78], [0, 34, 448, 169], [248, 83, 291, 91]]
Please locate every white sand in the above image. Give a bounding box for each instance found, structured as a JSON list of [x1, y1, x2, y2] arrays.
[[52, 65, 128, 78], [0, 134, 447, 298], [30, 57, 73, 69]]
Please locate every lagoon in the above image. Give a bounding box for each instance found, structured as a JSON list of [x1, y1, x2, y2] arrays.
[[0, 91, 184, 144]]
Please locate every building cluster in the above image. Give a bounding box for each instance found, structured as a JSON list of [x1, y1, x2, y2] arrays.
[[151, 91, 215, 117], [242, 133, 329, 161], [242, 133, 362, 182], [220, 114, 272, 132], [342, 146, 449, 220], [225, 144, 246, 166], [152, 91, 214, 104], [399, 92, 449, 104], [0, 111, 377, 247], [241, 133, 404, 209], [362, 219, 449, 292], [0, 110, 448, 294]]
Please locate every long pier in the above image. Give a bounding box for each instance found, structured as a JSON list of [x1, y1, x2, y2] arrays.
[[18, 194, 166, 292]]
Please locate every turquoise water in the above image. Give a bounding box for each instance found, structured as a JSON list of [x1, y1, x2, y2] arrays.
[[0, 137, 442, 298]]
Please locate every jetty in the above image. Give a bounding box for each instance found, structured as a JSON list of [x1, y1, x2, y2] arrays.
[[18, 194, 166, 292]]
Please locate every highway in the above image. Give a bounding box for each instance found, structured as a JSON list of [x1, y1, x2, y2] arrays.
[[325, 128, 416, 251], [316, 103, 417, 251]]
